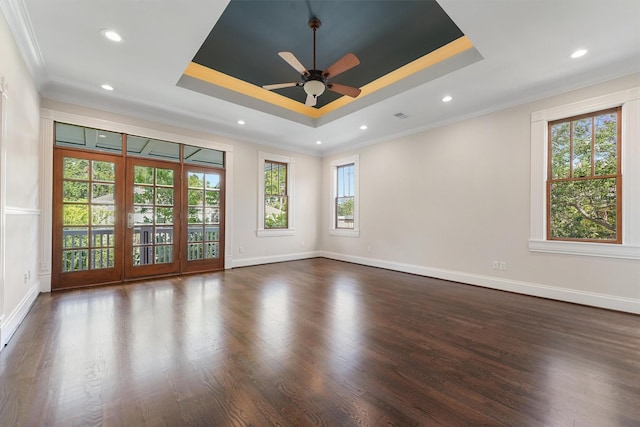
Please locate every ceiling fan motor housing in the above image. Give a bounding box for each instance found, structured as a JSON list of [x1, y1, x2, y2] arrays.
[[303, 70, 326, 97]]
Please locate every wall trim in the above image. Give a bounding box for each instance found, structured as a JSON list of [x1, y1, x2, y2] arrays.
[[529, 239, 640, 260], [5, 206, 40, 215], [318, 251, 640, 314], [0, 282, 38, 348], [231, 251, 320, 269]]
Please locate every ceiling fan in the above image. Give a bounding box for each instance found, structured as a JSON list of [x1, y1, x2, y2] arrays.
[[262, 17, 362, 107]]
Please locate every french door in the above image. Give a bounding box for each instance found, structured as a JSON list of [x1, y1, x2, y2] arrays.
[[53, 149, 124, 288], [183, 166, 224, 273], [52, 149, 224, 290], [124, 158, 181, 279]]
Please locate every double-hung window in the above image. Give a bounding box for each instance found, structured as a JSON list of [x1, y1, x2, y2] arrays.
[[330, 155, 359, 236], [264, 160, 288, 229], [529, 87, 640, 259], [547, 107, 621, 243], [257, 152, 295, 236], [336, 163, 355, 229]]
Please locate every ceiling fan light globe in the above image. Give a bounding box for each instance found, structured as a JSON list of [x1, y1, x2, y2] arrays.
[[304, 80, 325, 97]]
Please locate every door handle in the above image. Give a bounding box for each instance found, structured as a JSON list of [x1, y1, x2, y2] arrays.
[[127, 213, 134, 229]]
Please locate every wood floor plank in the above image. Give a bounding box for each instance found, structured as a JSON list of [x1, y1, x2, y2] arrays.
[[1, 258, 638, 426]]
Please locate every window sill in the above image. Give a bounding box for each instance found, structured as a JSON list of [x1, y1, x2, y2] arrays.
[[329, 229, 360, 237], [257, 228, 295, 237], [528, 239, 640, 260]]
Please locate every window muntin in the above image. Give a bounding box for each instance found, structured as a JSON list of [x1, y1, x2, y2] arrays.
[[336, 163, 355, 229], [264, 160, 288, 229], [547, 107, 621, 243]]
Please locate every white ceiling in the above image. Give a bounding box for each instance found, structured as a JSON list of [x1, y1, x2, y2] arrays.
[[2, 0, 639, 156]]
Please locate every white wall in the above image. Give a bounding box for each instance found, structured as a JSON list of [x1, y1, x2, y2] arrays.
[[230, 140, 321, 267], [0, 10, 41, 348], [321, 74, 640, 314]]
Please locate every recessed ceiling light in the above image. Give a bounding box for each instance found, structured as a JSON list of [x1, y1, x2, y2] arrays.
[[237, 120, 245, 125], [101, 84, 114, 91], [442, 95, 453, 103], [360, 125, 368, 130], [101, 29, 123, 43], [316, 140, 322, 145], [570, 49, 588, 59]]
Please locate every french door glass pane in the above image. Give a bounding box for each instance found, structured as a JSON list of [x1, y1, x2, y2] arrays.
[[187, 243, 203, 260], [63, 158, 89, 180], [131, 165, 175, 266], [64, 182, 88, 202], [188, 172, 204, 188], [186, 169, 221, 261], [92, 160, 116, 181], [62, 156, 117, 272]]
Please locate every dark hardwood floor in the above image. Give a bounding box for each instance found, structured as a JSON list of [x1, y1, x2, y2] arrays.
[[1, 258, 638, 426]]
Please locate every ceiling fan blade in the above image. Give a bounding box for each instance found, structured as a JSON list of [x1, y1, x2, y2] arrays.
[[327, 83, 361, 98], [305, 93, 317, 107], [278, 52, 309, 76], [263, 82, 299, 90], [323, 53, 360, 79]]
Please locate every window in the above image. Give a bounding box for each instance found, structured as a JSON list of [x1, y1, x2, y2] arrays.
[[257, 152, 295, 236], [336, 163, 355, 229], [264, 160, 288, 229], [547, 107, 621, 243], [330, 155, 359, 237], [529, 87, 640, 259]]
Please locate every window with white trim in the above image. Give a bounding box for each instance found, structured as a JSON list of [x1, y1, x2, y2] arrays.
[[547, 107, 621, 243], [529, 87, 640, 259], [330, 155, 359, 237], [257, 152, 295, 236]]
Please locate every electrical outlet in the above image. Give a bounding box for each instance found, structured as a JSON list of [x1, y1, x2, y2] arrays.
[[492, 260, 499, 270], [499, 261, 507, 271], [238, 246, 244, 254]]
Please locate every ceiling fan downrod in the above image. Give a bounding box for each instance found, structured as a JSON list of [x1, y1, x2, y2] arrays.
[[309, 17, 321, 72]]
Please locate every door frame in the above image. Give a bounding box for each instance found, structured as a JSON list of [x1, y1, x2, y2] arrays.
[[40, 108, 234, 292]]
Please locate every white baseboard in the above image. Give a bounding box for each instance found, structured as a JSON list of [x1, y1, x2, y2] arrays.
[[230, 251, 321, 268], [318, 251, 640, 314], [0, 282, 39, 348], [39, 272, 51, 292]]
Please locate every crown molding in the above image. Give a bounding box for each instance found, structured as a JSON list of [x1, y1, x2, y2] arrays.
[[0, 0, 47, 87]]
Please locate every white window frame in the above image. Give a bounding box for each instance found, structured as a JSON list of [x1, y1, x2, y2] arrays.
[[529, 87, 640, 259], [330, 154, 359, 237], [257, 151, 295, 237]]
